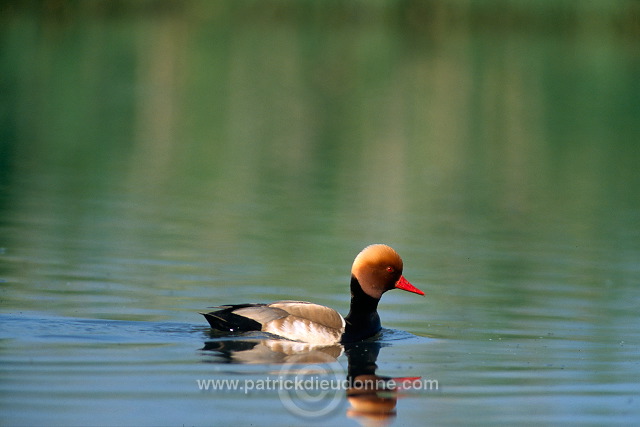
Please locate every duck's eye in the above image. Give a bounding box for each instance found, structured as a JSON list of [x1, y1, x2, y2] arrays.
[[386, 266, 394, 273]]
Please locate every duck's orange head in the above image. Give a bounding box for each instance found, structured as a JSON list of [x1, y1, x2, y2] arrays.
[[351, 244, 424, 300]]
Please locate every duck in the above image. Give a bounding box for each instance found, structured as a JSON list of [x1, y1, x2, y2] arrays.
[[201, 244, 424, 345]]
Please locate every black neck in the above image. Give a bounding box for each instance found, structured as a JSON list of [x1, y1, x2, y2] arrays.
[[342, 275, 382, 343]]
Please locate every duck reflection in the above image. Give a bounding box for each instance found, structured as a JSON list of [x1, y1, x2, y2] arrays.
[[343, 341, 422, 425], [202, 333, 416, 424], [202, 336, 343, 364]]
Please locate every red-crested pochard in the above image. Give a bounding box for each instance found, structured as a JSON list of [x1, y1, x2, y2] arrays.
[[202, 244, 424, 345]]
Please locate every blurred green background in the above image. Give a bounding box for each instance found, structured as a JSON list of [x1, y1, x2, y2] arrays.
[[2, 0, 638, 315], [0, 0, 640, 260]]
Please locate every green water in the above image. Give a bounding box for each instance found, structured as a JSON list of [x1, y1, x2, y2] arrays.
[[1, 1, 639, 426]]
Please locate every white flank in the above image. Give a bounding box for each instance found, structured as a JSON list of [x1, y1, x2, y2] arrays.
[[264, 317, 342, 346]]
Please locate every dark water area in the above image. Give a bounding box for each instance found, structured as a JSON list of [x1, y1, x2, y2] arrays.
[[1, 1, 640, 425]]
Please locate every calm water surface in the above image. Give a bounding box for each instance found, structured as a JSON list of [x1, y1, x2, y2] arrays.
[[1, 1, 640, 426]]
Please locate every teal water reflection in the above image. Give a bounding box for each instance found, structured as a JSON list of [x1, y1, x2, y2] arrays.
[[1, 1, 639, 426]]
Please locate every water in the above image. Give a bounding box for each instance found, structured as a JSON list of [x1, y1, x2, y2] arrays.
[[2, 1, 640, 426]]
